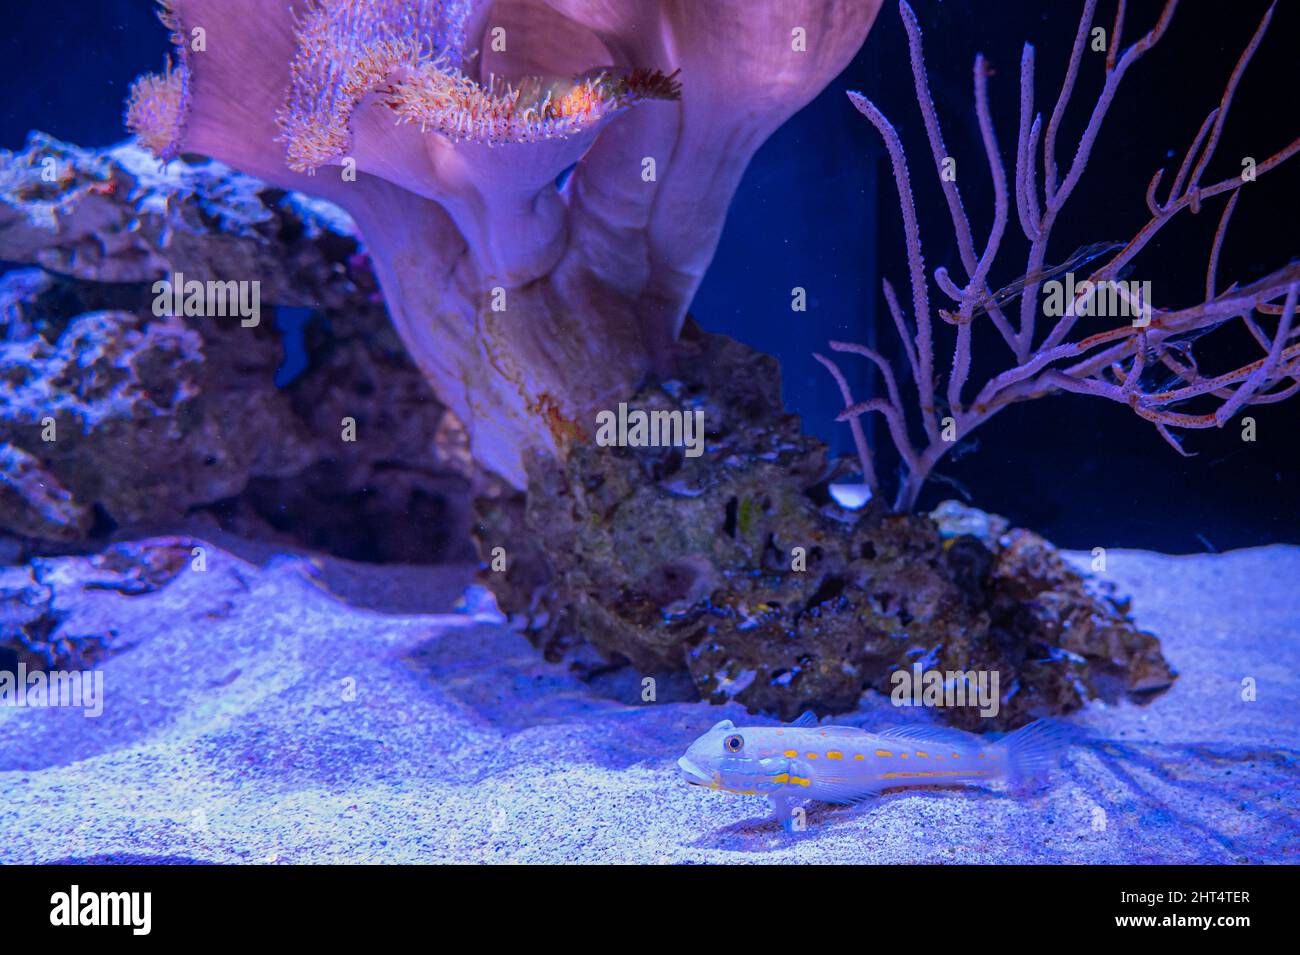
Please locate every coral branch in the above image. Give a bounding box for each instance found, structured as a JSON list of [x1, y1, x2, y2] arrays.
[[1043, 0, 1097, 201], [820, 0, 1298, 512], [813, 352, 877, 492], [1015, 44, 1042, 242], [847, 91, 939, 444]]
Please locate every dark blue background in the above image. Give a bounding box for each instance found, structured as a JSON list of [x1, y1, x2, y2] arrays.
[[2, 0, 1295, 550]]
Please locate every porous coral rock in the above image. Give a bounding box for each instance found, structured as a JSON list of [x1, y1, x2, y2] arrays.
[[0, 133, 356, 297], [0, 538, 191, 673], [476, 325, 1177, 730], [0, 445, 91, 542], [0, 135, 486, 563]]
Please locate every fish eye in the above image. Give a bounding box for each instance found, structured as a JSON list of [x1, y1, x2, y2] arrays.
[[724, 734, 744, 753]]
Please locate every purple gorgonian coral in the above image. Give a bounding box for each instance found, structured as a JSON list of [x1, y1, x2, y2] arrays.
[[127, 0, 884, 486], [818, 0, 1299, 511]]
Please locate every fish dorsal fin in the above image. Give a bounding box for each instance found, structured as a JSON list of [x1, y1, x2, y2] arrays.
[[875, 724, 981, 745], [818, 724, 867, 737], [791, 710, 819, 728]]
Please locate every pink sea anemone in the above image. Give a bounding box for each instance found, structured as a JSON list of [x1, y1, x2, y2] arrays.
[[127, 0, 884, 486]]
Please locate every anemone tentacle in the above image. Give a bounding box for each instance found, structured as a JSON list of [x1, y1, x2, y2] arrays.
[[124, 2, 192, 161], [275, 0, 679, 173]]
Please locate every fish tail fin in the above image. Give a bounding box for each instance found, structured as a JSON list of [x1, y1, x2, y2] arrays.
[[999, 719, 1073, 792]]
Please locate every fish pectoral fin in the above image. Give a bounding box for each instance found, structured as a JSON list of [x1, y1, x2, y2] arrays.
[[769, 793, 801, 833], [812, 774, 881, 806]]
